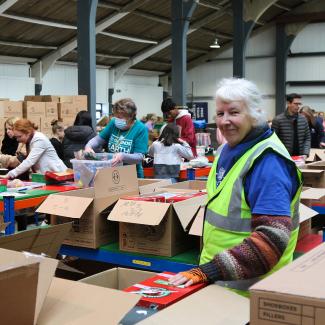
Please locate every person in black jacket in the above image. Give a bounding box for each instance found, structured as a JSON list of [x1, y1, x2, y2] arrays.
[[63, 111, 96, 168], [1, 116, 19, 155], [50, 120, 65, 161], [300, 106, 325, 148]]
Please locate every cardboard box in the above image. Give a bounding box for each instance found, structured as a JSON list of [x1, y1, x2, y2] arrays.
[[41, 95, 60, 102], [0, 248, 58, 325], [23, 101, 46, 117], [123, 271, 206, 310], [306, 149, 325, 162], [41, 116, 55, 136], [28, 115, 41, 130], [0, 116, 6, 138], [73, 95, 87, 109], [250, 243, 325, 325], [59, 95, 74, 103], [38, 277, 140, 325], [108, 190, 206, 256], [159, 180, 206, 191], [37, 165, 139, 248], [0, 100, 23, 117], [80, 267, 156, 288], [58, 102, 78, 118], [299, 168, 325, 188], [24, 95, 43, 102], [140, 283, 249, 324], [138, 178, 172, 195], [0, 223, 72, 258], [62, 117, 76, 127], [45, 102, 58, 118]]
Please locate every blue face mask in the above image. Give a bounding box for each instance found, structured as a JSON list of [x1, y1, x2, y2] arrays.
[[115, 117, 127, 130]]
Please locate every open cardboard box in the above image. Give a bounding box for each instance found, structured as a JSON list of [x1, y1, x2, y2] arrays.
[[0, 223, 72, 257], [37, 165, 139, 248], [38, 277, 140, 325], [0, 248, 58, 325], [138, 178, 172, 195], [158, 180, 206, 191], [80, 267, 156, 288], [299, 167, 325, 188], [108, 190, 207, 256], [250, 242, 325, 325], [305, 148, 325, 162]]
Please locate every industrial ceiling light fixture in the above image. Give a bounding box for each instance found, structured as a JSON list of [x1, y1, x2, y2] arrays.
[[210, 38, 220, 49]]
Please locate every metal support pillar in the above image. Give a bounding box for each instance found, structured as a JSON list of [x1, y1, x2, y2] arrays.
[[275, 23, 305, 115], [35, 84, 42, 96], [4, 195, 15, 235], [171, 0, 197, 106], [232, 0, 254, 77], [77, 0, 98, 130]]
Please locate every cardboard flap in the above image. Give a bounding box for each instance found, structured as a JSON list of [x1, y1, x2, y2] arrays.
[[300, 169, 325, 175], [37, 194, 93, 219], [0, 223, 72, 258], [301, 188, 325, 200], [0, 248, 58, 325], [138, 178, 172, 195], [139, 284, 249, 325], [108, 199, 170, 226], [250, 243, 325, 300], [38, 278, 140, 325], [189, 206, 205, 236], [94, 165, 138, 198], [299, 203, 318, 223], [173, 194, 207, 230], [0, 262, 39, 325]]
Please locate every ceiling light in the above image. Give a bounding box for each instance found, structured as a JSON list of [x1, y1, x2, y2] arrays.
[[210, 38, 220, 49]]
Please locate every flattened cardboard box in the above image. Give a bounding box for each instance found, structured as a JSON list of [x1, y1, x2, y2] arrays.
[[139, 284, 249, 325], [0, 248, 58, 325], [108, 191, 206, 256], [250, 243, 325, 325], [37, 165, 139, 248]]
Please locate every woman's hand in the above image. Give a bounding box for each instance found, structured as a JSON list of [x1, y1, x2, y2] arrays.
[[168, 273, 194, 287], [111, 153, 124, 166], [84, 147, 95, 154], [169, 268, 208, 287]]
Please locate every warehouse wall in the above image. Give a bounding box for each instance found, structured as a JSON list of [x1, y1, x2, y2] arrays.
[[187, 22, 325, 122]]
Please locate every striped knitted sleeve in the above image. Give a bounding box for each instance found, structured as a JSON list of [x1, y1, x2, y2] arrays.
[[199, 214, 292, 282]]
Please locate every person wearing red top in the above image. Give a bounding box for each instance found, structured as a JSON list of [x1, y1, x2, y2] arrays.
[[161, 98, 197, 156]]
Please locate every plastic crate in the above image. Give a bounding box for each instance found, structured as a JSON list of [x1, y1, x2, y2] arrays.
[[71, 153, 121, 187]]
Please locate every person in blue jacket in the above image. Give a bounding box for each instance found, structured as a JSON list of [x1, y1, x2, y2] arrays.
[[85, 98, 148, 178]]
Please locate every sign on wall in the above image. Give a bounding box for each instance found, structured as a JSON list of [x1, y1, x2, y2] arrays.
[[187, 102, 208, 121]]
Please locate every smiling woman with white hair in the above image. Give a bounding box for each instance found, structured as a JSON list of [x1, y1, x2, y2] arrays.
[[169, 78, 302, 297]]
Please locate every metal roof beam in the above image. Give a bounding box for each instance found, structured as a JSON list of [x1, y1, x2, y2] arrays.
[[0, 0, 18, 14], [0, 39, 57, 49], [188, 47, 209, 54], [2, 12, 77, 29], [0, 54, 36, 64], [38, 0, 147, 78], [273, 3, 291, 11], [100, 31, 157, 44], [198, 1, 223, 10], [114, 5, 231, 80]]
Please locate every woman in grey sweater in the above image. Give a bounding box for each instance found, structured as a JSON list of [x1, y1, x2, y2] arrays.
[[4, 119, 67, 179]]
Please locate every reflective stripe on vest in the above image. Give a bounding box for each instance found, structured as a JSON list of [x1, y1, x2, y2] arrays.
[[206, 140, 300, 232]]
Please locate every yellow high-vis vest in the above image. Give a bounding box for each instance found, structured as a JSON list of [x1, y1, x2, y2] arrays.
[[200, 132, 302, 295]]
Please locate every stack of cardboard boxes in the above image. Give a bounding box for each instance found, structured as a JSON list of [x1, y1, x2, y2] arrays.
[[23, 95, 87, 136], [0, 100, 24, 140]]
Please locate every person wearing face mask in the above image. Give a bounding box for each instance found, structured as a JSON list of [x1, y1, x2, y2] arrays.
[[85, 98, 148, 178], [169, 78, 302, 297]]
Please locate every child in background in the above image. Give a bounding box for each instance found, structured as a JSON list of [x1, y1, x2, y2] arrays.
[[50, 120, 65, 161], [149, 123, 193, 183]]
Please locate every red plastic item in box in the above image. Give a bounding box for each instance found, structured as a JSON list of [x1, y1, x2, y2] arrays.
[[123, 271, 206, 310], [122, 195, 166, 202], [45, 171, 74, 181], [165, 192, 206, 203]]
